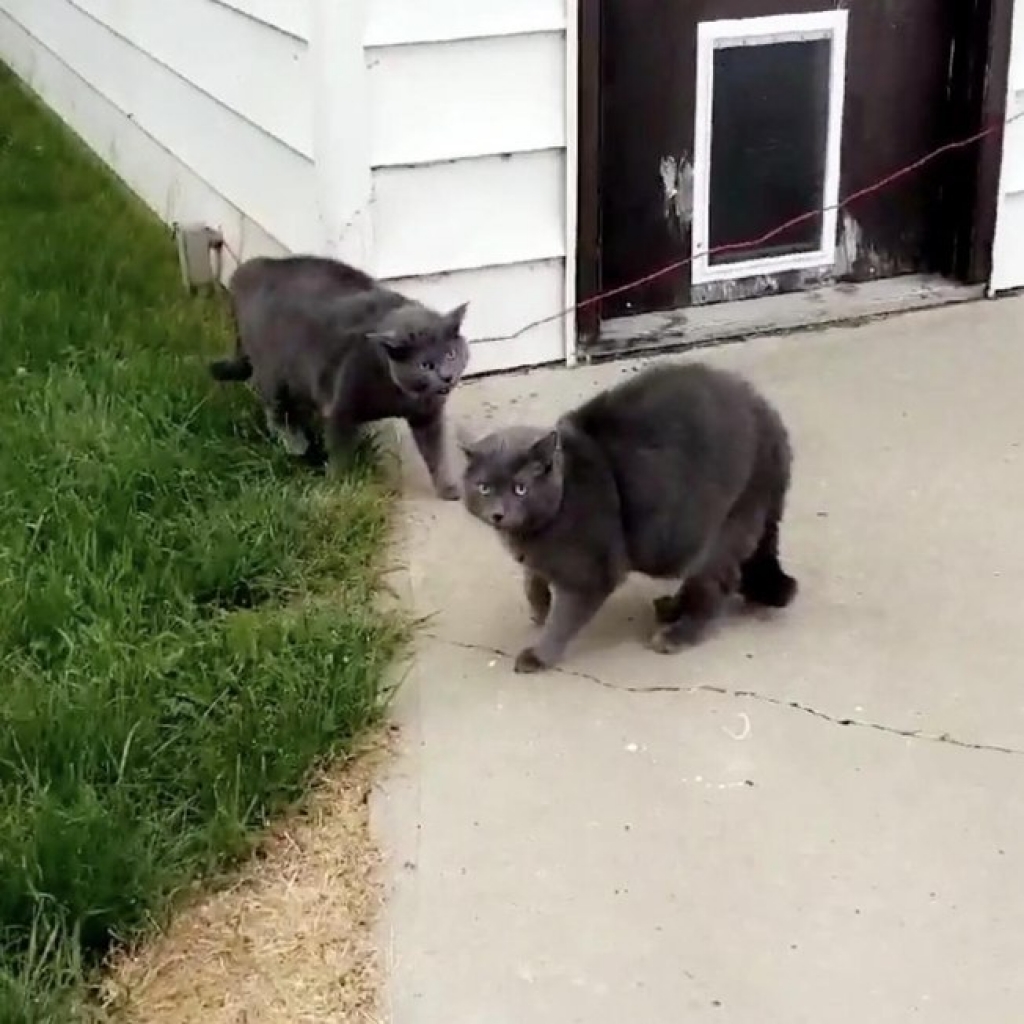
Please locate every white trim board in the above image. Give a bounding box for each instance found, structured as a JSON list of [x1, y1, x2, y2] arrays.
[[310, 0, 374, 267], [691, 10, 849, 285], [562, 0, 580, 368]]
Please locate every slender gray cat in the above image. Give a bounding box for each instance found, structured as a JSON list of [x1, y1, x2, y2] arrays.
[[209, 255, 470, 499], [461, 362, 798, 672]]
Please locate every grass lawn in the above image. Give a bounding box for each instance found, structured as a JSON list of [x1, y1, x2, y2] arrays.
[[0, 66, 404, 1021]]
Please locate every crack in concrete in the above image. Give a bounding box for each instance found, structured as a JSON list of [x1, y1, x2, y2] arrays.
[[428, 635, 1024, 759]]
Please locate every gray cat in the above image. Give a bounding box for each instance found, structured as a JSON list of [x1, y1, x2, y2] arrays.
[[209, 255, 470, 499], [461, 362, 798, 672]]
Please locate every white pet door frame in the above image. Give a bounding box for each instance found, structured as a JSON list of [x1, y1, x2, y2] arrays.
[[691, 11, 849, 285]]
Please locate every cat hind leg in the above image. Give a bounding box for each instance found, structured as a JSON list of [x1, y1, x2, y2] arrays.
[[257, 382, 325, 464], [649, 573, 727, 653], [649, 511, 755, 649], [262, 401, 312, 457], [653, 561, 740, 625]]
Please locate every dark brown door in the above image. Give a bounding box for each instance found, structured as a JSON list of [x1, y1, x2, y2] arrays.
[[590, 0, 979, 322]]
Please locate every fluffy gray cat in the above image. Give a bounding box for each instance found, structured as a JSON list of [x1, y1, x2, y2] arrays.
[[461, 362, 798, 672], [209, 255, 470, 499]]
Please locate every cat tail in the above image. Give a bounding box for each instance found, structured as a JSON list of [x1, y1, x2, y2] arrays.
[[208, 317, 252, 382], [739, 402, 798, 609], [739, 518, 798, 608], [208, 353, 252, 382]]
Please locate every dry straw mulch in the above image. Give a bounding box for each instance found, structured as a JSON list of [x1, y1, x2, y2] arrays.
[[103, 741, 391, 1024]]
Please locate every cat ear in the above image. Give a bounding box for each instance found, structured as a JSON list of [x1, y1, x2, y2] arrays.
[[370, 330, 412, 360], [444, 302, 469, 335], [527, 430, 561, 473]]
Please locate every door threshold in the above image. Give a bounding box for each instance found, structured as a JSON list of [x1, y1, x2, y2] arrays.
[[590, 275, 983, 361]]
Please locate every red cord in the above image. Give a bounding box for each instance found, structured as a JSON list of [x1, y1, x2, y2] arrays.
[[500, 109, 1024, 344], [214, 111, 1021, 342]]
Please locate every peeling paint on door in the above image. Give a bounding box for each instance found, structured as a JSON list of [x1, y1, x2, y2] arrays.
[[835, 209, 909, 279], [659, 154, 694, 233], [836, 210, 863, 277], [690, 265, 833, 306]]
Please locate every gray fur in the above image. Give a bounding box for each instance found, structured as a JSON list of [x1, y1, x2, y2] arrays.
[[461, 362, 798, 672], [210, 255, 471, 498]]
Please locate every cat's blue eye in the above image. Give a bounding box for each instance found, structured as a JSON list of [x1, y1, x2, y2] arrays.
[[476, 482, 492, 496], [513, 482, 528, 496]]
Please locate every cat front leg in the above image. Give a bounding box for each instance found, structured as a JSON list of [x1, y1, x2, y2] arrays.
[[408, 411, 459, 500], [524, 571, 552, 625], [514, 585, 609, 674], [322, 405, 358, 467]]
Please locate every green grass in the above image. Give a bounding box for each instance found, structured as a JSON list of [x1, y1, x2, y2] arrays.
[[0, 66, 405, 1021]]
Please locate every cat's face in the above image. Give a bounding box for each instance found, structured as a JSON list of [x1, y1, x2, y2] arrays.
[[462, 427, 564, 534], [371, 302, 470, 400]]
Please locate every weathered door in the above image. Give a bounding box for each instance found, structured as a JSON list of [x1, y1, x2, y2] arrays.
[[591, 0, 981, 320]]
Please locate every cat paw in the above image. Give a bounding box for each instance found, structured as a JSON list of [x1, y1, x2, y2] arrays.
[[652, 594, 680, 625], [647, 621, 704, 655], [434, 480, 461, 501], [514, 647, 550, 674], [648, 627, 683, 655]]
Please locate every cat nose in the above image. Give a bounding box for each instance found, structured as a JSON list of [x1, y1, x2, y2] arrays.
[[489, 509, 505, 525]]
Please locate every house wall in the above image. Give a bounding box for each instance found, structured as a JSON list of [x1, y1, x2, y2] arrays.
[[0, 0, 325, 264], [0, 0, 577, 375], [990, 0, 1024, 294], [364, 0, 576, 374]]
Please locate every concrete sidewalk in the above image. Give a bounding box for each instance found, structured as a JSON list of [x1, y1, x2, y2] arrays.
[[374, 297, 1024, 1024]]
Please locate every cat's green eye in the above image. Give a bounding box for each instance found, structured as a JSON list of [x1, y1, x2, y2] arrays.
[[477, 482, 492, 495], [513, 482, 528, 496]]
